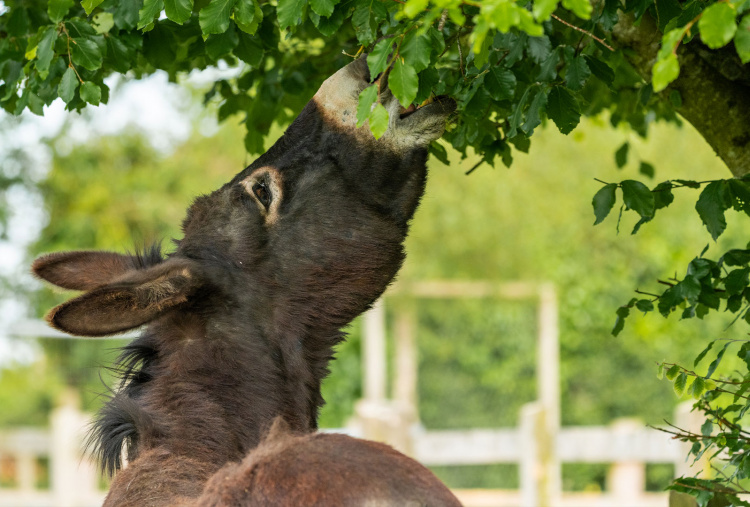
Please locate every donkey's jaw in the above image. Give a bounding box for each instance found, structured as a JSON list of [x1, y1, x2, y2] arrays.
[[312, 57, 455, 150]]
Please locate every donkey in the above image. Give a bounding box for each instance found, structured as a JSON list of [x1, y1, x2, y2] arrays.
[[33, 56, 460, 506]]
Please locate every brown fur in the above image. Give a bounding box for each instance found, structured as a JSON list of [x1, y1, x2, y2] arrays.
[[34, 57, 460, 506]]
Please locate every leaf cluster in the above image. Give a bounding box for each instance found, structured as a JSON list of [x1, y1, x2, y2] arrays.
[[1, 0, 683, 160]]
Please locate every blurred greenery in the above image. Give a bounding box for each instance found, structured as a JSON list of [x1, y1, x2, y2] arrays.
[[0, 104, 740, 491]]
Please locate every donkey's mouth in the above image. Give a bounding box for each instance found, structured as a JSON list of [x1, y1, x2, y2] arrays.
[[398, 95, 456, 120]]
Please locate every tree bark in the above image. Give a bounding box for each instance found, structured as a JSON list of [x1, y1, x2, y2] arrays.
[[612, 13, 750, 178]]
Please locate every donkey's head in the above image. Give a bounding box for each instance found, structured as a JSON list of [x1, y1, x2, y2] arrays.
[[33, 57, 454, 339]]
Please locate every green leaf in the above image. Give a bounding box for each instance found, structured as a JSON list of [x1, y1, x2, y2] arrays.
[[615, 142, 629, 168], [115, 1, 140, 29], [584, 55, 615, 85], [699, 2, 738, 49], [522, 88, 548, 135], [566, 55, 590, 90], [205, 24, 239, 60], [58, 66, 79, 103], [310, 7, 344, 35], [725, 268, 750, 295], [367, 38, 392, 80], [6, 8, 30, 37], [415, 67, 438, 104], [235, 31, 264, 65], [612, 305, 630, 336], [696, 181, 730, 240], [35, 27, 58, 77], [653, 181, 675, 209], [400, 30, 431, 73], [71, 37, 104, 71], [138, 0, 165, 30], [690, 377, 706, 399], [727, 293, 743, 312], [49, 0, 75, 23], [356, 84, 378, 128], [309, 0, 338, 16], [388, 58, 418, 108], [546, 86, 580, 135], [164, 0, 194, 24], [485, 67, 516, 101], [533, 0, 559, 20], [507, 87, 531, 139], [592, 183, 618, 225], [80, 81, 101, 105], [657, 362, 665, 379], [235, 0, 262, 34], [200, 0, 238, 35], [562, 0, 593, 19], [368, 102, 389, 139], [665, 364, 680, 380], [673, 371, 687, 396], [537, 48, 561, 82], [403, 0, 427, 17], [621, 180, 655, 218], [82, 0, 105, 15], [706, 342, 731, 378], [277, 0, 307, 30], [694, 341, 715, 367], [736, 15, 750, 63], [639, 162, 655, 178], [92, 12, 115, 33], [352, 0, 387, 44], [652, 53, 679, 92], [655, 0, 682, 32], [526, 36, 552, 64]]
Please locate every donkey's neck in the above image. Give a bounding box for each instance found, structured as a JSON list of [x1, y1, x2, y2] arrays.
[[96, 311, 342, 478]]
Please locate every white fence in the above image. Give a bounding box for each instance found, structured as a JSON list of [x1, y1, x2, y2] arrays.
[[0, 403, 105, 507], [0, 401, 698, 507], [2, 283, 704, 507]]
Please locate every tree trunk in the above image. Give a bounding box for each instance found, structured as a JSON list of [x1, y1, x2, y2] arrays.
[[612, 13, 750, 178]]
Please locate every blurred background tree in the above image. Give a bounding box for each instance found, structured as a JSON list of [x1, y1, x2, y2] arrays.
[[0, 99, 738, 493], [1, 0, 750, 501]]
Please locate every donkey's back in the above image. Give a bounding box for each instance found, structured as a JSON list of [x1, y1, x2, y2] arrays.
[[199, 420, 461, 507]]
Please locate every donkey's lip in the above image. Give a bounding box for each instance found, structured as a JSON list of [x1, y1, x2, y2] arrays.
[[399, 95, 456, 119]]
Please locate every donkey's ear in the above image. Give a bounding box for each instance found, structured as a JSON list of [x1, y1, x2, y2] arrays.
[[32, 251, 147, 291], [46, 259, 203, 337]]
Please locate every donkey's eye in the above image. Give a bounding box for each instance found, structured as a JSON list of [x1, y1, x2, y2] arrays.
[[252, 182, 271, 209]]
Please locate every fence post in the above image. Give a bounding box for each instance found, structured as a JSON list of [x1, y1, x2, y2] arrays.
[[50, 391, 98, 507], [674, 402, 708, 479], [15, 452, 36, 493], [520, 402, 548, 507], [606, 419, 646, 504], [537, 284, 561, 503]]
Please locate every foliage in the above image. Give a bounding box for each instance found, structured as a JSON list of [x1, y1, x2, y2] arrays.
[[592, 139, 750, 504], [1, 0, 739, 164], [3, 0, 750, 500]]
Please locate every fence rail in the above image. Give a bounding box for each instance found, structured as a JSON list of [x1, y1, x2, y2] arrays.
[[0, 401, 694, 507]]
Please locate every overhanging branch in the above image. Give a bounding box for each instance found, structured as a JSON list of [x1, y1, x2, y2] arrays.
[[612, 13, 750, 178]]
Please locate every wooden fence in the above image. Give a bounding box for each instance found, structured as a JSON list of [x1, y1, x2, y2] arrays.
[[0, 400, 700, 507], [2, 283, 707, 506]]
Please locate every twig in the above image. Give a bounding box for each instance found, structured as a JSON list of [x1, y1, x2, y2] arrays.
[[457, 37, 464, 76], [438, 9, 449, 30], [465, 160, 483, 175], [60, 23, 84, 84], [551, 14, 614, 51], [635, 289, 661, 298]]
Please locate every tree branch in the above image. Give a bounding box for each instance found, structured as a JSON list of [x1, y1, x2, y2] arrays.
[[612, 13, 750, 178]]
